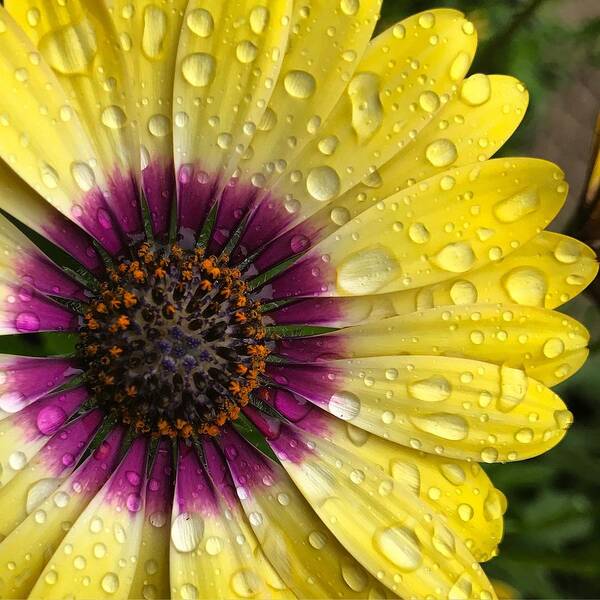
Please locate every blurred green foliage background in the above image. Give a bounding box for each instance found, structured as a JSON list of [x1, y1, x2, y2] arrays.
[[1, 0, 599, 598]]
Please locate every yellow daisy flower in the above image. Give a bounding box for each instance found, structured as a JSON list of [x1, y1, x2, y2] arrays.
[[0, 1, 596, 599]]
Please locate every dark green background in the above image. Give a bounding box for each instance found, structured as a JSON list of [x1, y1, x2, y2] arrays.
[[1, 1, 599, 598]]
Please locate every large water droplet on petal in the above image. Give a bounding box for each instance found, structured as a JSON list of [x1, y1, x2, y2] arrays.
[[502, 267, 547, 306], [328, 391, 361, 421], [306, 166, 341, 202], [432, 242, 475, 273], [460, 74, 491, 106], [26, 478, 61, 514], [494, 189, 540, 223], [408, 376, 452, 402], [230, 569, 262, 598], [171, 512, 204, 552], [337, 247, 400, 294], [182, 53, 216, 87], [348, 72, 383, 143], [373, 525, 422, 571], [39, 21, 97, 75], [425, 139, 458, 167], [410, 413, 469, 441], [187, 8, 214, 37], [284, 70, 316, 99], [142, 5, 167, 59], [249, 6, 270, 34]]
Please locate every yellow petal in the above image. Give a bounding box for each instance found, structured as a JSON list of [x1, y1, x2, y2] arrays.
[[240, 0, 382, 190], [276, 303, 589, 387], [108, 0, 187, 236], [129, 440, 172, 600], [30, 437, 147, 599], [271, 158, 567, 299], [0, 159, 103, 272], [269, 10, 478, 220], [271, 356, 572, 463], [266, 232, 598, 328], [174, 0, 292, 183], [267, 421, 496, 598], [0, 10, 125, 253], [0, 427, 126, 599], [6, 0, 140, 203], [0, 411, 102, 541], [220, 427, 392, 598], [258, 393, 504, 561], [169, 442, 296, 599], [256, 73, 529, 271]]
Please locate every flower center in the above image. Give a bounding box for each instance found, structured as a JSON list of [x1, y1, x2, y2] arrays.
[[78, 243, 269, 437]]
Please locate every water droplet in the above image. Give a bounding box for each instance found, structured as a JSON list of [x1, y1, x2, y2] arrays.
[[54, 491, 70, 507], [460, 74, 491, 106], [341, 564, 368, 592], [182, 53, 216, 87], [101, 572, 120, 594], [410, 413, 469, 441], [236, 40, 258, 64], [101, 105, 127, 129], [494, 189, 539, 223], [543, 337, 564, 359], [337, 246, 400, 294], [90, 516, 104, 533], [408, 222, 430, 244], [306, 166, 341, 202], [318, 135, 339, 156], [71, 162, 96, 192], [554, 238, 580, 264], [393, 24, 406, 39], [457, 503, 474, 521], [419, 90, 440, 113], [373, 525, 422, 571], [502, 267, 547, 306], [433, 242, 475, 273], [230, 569, 261, 598], [329, 206, 351, 226], [26, 478, 60, 514], [340, 0, 360, 15], [408, 375, 452, 402], [94, 543, 107, 558], [45, 570, 58, 585], [39, 21, 98, 75], [449, 51, 471, 81], [425, 139, 458, 167], [284, 70, 316, 99], [205, 536, 223, 556], [440, 463, 466, 486], [480, 447, 498, 463], [249, 6, 270, 34], [328, 390, 361, 421], [449, 280, 478, 305], [514, 427, 534, 443], [554, 409, 573, 430], [348, 72, 383, 142], [142, 5, 167, 59], [8, 451, 27, 471], [40, 163, 59, 189], [15, 311, 41, 333], [180, 583, 198, 599], [308, 530, 327, 549], [418, 12, 436, 28], [187, 8, 214, 37], [148, 114, 170, 137], [36, 405, 67, 435], [483, 488, 506, 521], [171, 512, 204, 553]]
